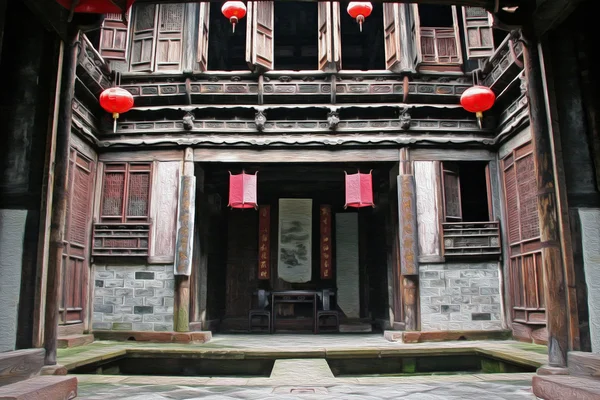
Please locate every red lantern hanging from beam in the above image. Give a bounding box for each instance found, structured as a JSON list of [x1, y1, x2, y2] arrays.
[[344, 170, 374, 208], [221, 1, 247, 33], [55, 0, 134, 14], [460, 85, 496, 129], [99, 87, 134, 133], [228, 171, 258, 209], [347, 2, 373, 32]]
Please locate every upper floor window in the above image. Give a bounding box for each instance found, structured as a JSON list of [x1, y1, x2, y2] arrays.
[[97, 2, 497, 74], [100, 163, 152, 223]]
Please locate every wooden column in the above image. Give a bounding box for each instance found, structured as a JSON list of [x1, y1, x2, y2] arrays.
[[522, 25, 569, 367], [174, 148, 195, 332], [398, 148, 419, 331], [44, 31, 78, 365]]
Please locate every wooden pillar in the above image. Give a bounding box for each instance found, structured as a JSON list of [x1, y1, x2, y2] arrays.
[[0, 0, 6, 63], [522, 26, 569, 367], [44, 31, 78, 365], [398, 148, 419, 331], [174, 148, 196, 332]]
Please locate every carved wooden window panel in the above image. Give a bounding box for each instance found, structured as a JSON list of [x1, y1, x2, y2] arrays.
[[100, 163, 152, 223], [501, 142, 545, 326], [99, 13, 129, 62], [461, 6, 494, 59], [129, 3, 184, 72], [441, 162, 462, 222], [413, 5, 462, 67]]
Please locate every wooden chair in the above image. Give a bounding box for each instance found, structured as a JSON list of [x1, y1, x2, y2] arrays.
[[248, 289, 271, 333], [317, 289, 339, 333]]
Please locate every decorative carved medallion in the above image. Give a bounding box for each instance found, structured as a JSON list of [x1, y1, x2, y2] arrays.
[[183, 112, 195, 131], [399, 109, 411, 131], [327, 111, 340, 130], [255, 110, 267, 131]]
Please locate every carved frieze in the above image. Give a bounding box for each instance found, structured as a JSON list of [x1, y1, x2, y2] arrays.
[[482, 35, 524, 92], [77, 37, 111, 94]]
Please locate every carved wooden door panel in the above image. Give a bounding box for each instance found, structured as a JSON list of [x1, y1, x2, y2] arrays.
[[60, 149, 95, 325], [501, 142, 546, 329]]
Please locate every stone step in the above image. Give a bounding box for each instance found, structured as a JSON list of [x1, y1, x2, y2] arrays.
[[568, 351, 600, 379], [270, 359, 335, 385], [0, 376, 77, 400], [58, 334, 94, 349], [0, 349, 45, 386], [532, 375, 600, 400], [339, 323, 372, 333]]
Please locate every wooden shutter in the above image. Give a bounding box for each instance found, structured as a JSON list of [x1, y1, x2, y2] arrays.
[[101, 164, 126, 220], [126, 164, 151, 220], [155, 4, 185, 71], [317, 2, 340, 71], [442, 162, 462, 221], [420, 27, 436, 63], [197, 2, 210, 72], [130, 3, 158, 72], [406, 4, 422, 71], [332, 2, 341, 70], [502, 154, 521, 244], [99, 13, 129, 61], [435, 28, 460, 63], [383, 3, 402, 72], [515, 151, 540, 240], [462, 6, 494, 59], [318, 2, 332, 71], [247, 1, 274, 71]]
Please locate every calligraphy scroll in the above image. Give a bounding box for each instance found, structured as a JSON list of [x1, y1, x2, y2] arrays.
[[258, 205, 270, 280], [398, 174, 419, 275], [320, 205, 333, 279]]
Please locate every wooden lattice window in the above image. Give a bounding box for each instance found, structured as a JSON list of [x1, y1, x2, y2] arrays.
[[100, 163, 151, 223], [414, 5, 462, 66]]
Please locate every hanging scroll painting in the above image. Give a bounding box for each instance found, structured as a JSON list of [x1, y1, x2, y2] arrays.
[[278, 199, 312, 283]]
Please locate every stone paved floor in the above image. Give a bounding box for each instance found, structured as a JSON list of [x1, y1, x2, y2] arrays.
[[61, 334, 547, 399]]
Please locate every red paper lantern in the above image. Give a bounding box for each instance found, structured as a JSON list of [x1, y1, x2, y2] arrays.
[[228, 171, 258, 209], [55, 0, 134, 14], [99, 87, 134, 132], [345, 170, 374, 208], [347, 2, 373, 32], [222, 1, 247, 33], [460, 85, 496, 129]]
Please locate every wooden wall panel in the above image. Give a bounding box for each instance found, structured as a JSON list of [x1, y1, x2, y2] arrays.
[[149, 161, 181, 263], [414, 161, 441, 258]]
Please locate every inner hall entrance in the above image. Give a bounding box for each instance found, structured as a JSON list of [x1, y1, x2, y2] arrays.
[[190, 162, 399, 333]]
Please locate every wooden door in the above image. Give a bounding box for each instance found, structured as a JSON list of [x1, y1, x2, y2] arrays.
[[60, 149, 95, 326], [501, 142, 546, 330]]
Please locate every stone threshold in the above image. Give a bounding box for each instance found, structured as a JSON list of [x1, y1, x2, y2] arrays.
[[385, 330, 512, 343], [74, 371, 536, 387], [58, 334, 94, 349], [92, 330, 212, 343]]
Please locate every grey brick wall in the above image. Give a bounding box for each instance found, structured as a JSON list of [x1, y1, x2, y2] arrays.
[[419, 262, 504, 331], [92, 265, 175, 331]]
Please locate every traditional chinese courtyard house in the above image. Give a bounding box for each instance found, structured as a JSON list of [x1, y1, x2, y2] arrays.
[[2, 1, 600, 396]]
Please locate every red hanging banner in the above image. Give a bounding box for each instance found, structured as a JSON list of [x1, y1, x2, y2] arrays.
[[320, 205, 333, 279], [344, 170, 375, 208], [258, 205, 270, 280], [228, 171, 258, 209]]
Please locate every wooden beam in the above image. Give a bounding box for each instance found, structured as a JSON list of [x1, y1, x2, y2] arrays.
[[22, 0, 68, 42], [193, 148, 401, 163], [522, 25, 569, 368]]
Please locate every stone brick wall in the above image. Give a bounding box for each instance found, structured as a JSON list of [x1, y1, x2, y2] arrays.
[[419, 262, 504, 331], [92, 265, 175, 332]]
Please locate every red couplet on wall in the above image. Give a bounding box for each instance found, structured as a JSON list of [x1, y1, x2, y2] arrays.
[[228, 171, 258, 209], [258, 205, 270, 280], [320, 205, 333, 279], [55, 0, 135, 14], [344, 170, 374, 208]]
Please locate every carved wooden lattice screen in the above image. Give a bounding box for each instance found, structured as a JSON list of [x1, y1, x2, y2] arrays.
[[61, 149, 95, 325], [501, 142, 545, 326], [100, 163, 151, 223]]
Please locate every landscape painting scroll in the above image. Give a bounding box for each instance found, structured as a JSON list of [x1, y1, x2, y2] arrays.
[[278, 199, 312, 283]]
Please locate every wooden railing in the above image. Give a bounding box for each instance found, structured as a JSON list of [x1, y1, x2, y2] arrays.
[[92, 222, 151, 257], [442, 221, 501, 258]]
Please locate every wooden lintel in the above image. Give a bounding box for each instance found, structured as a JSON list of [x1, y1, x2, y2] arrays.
[[192, 148, 402, 163], [98, 150, 184, 162], [410, 148, 496, 161]]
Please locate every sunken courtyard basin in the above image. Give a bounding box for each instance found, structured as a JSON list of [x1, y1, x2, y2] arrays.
[[69, 349, 537, 377]]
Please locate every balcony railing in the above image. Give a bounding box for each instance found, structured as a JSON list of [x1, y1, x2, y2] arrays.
[[442, 221, 501, 258], [92, 222, 151, 257]]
